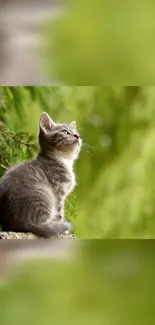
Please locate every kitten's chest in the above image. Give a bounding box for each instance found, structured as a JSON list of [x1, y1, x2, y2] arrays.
[[52, 170, 76, 198]]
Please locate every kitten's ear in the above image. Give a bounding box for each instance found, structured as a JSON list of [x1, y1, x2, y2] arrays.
[[69, 121, 76, 129], [39, 112, 55, 134]]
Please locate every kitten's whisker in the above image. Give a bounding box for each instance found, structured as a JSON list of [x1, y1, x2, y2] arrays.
[[81, 148, 92, 154], [81, 141, 95, 152]]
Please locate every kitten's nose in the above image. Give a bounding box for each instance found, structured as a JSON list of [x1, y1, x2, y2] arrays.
[[74, 134, 79, 140]]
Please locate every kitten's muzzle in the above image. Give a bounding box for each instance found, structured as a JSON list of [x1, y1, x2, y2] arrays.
[[74, 134, 80, 140], [73, 134, 81, 145], [72, 139, 81, 146]]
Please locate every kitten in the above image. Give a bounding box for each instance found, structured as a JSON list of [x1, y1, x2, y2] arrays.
[[0, 112, 82, 238]]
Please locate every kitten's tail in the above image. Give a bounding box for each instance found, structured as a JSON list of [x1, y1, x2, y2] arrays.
[[30, 221, 71, 238]]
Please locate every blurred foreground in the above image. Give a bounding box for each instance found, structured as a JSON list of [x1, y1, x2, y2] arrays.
[[1, 1, 155, 84], [0, 240, 155, 325], [0, 0, 65, 85]]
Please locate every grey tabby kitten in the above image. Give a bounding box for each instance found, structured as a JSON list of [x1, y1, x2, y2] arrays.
[[0, 112, 82, 237]]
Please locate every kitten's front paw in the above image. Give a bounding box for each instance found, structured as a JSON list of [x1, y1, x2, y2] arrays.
[[63, 222, 72, 234], [55, 221, 72, 235]]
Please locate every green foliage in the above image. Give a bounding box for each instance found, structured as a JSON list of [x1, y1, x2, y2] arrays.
[[65, 193, 77, 234], [0, 121, 37, 176]]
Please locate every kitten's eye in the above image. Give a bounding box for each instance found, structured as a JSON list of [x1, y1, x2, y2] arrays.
[[62, 130, 70, 135]]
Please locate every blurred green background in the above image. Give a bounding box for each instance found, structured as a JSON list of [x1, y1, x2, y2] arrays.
[[1, 86, 155, 238], [46, 0, 155, 84]]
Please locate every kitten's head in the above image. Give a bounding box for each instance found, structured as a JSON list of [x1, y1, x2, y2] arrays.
[[38, 112, 82, 160]]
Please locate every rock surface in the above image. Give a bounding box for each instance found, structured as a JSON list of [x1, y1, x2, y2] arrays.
[[0, 231, 76, 240]]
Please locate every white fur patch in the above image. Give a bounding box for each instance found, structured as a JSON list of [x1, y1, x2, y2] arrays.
[[54, 151, 74, 172], [53, 150, 77, 190], [53, 139, 82, 190]]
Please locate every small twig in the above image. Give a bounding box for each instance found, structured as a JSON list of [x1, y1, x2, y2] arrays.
[[0, 125, 31, 148], [0, 164, 8, 170]]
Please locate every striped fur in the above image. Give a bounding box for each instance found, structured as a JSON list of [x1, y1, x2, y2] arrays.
[[0, 113, 82, 238]]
